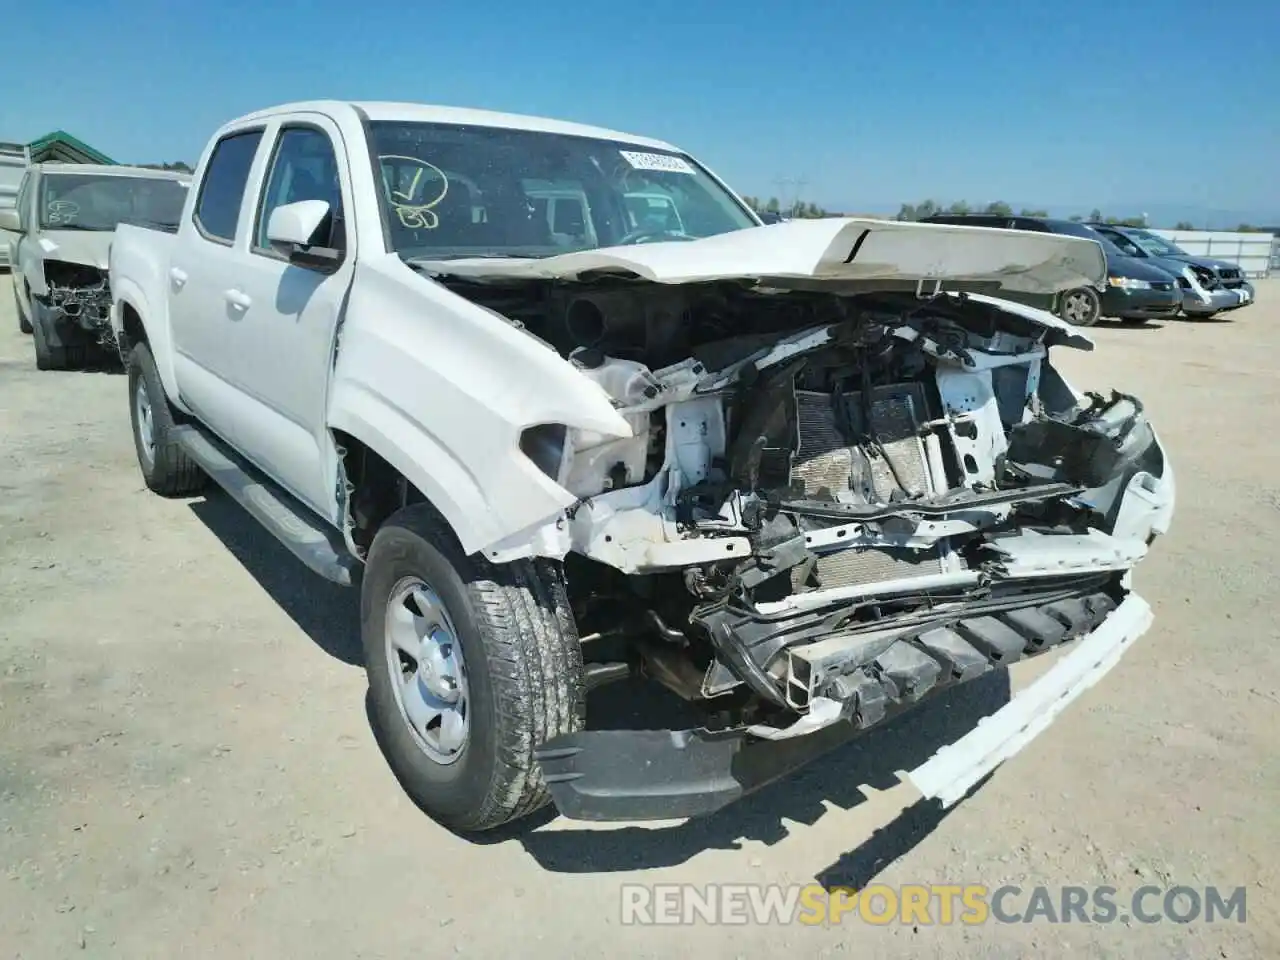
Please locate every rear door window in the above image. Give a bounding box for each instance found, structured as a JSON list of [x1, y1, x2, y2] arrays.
[[194, 129, 265, 243]]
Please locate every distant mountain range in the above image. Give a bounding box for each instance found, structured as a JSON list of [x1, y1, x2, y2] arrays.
[[825, 199, 1280, 230]]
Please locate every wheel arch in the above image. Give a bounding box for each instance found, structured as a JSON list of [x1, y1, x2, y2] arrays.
[[112, 283, 183, 403], [328, 398, 503, 561], [14, 273, 31, 317]]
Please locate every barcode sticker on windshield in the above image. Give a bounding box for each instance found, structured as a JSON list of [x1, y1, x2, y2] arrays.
[[620, 151, 696, 175]]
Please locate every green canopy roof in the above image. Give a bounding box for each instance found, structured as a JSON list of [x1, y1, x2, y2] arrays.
[[26, 130, 114, 165]]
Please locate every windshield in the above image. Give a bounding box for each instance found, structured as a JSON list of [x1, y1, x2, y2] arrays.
[[39, 173, 189, 231], [367, 121, 757, 260], [1130, 230, 1187, 258], [1049, 220, 1127, 259]]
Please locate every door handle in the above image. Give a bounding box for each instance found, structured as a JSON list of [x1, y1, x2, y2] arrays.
[[169, 266, 188, 287], [223, 289, 252, 310]]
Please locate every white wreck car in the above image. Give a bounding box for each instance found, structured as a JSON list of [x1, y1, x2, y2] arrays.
[[2, 162, 189, 369], [107, 101, 1174, 831]]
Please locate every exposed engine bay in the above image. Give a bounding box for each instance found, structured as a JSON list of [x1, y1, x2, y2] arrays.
[[40, 260, 115, 346], [438, 271, 1174, 736]]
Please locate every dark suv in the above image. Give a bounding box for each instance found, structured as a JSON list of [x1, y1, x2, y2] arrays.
[[919, 214, 1182, 326], [1086, 223, 1255, 319]]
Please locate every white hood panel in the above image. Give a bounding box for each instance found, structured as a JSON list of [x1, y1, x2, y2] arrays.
[[415, 218, 1108, 295], [34, 229, 113, 270]]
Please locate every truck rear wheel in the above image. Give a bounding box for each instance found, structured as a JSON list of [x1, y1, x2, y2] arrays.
[[361, 505, 586, 832], [127, 342, 207, 496]]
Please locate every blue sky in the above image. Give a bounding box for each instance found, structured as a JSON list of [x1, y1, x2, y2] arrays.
[[10, 0, 1279, 220]]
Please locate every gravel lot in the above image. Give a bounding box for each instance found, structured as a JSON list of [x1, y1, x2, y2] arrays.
[[2, 277, 1277, 959]]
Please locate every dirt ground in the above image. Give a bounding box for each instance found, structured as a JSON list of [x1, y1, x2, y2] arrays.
[[1, 278, 1277, 959]]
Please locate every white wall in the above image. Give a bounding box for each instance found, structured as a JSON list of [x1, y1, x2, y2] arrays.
[[0, 143, 30, 268], [1149, 229, 1275, 277]]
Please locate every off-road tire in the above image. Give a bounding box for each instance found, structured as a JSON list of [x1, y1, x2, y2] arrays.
[[127, 342, 207, 496], [14, 282, 32, 334], [1059, 287, 1102, 327], [362, 505, 586, 832]]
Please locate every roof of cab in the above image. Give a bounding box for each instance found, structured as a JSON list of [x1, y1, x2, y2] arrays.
[[230, 100, 681, 153]]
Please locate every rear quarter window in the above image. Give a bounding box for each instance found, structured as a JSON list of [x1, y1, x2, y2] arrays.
[[194, 130, 264, 243]]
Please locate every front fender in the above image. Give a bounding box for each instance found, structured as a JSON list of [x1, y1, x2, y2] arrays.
[[328, 255, 633, 557], [327, 379, 529, 555]]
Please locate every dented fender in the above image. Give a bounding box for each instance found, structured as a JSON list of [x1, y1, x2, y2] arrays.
[[327, 257, 633, 557]]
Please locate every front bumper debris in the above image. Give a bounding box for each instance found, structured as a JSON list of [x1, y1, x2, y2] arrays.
[[535, 592, 1153, 822], [1227, 281, 1256, 307], [1182, 285, 1252, 316], [909, 592, 1151, 805]]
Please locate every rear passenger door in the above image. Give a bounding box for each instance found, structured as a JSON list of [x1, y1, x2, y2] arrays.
[[169, 126, 269, 453]]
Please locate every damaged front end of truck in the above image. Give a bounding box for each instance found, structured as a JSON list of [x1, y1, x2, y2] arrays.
[[417, 220, 1175, 820], [38, 258, 115, 348]]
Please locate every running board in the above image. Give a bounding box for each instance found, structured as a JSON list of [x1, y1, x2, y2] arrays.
[[172, 424, 357, 587]]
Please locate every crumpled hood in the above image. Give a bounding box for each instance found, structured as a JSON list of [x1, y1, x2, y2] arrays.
[[1155, 251, 1239, 273], [414, 217, 1108, 296], [32, 229, 113, 271], [1192, 256, 1245, 274], [960, 292, 1094, 350]]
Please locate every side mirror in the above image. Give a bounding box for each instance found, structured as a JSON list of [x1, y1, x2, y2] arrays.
[[266, 200, 341, 269], [0, 208, 20, 232]]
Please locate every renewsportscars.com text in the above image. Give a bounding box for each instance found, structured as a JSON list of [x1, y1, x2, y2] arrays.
[[620, 883, 1247, 926]]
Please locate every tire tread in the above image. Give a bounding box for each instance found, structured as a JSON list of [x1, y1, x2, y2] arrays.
[[128, 342, 207, 497], [365, 508, 585, 831]]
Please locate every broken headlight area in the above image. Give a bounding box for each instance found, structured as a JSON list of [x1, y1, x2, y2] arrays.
[[40, 260, 115, 344], [460, 278, 1171, 735]]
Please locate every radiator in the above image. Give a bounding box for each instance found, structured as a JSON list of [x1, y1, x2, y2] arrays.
[[792, 383, 934, 502], [790, 382, 944, 589]]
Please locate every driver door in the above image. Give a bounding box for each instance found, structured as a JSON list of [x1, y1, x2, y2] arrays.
[[221, 119, 357, 518]]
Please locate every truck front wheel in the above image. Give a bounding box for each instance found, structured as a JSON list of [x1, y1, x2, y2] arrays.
[[30, 301, 84, 369], [361, 506, 586, 832], [127, 342, 207, 496], [14, 282, 32, 334]]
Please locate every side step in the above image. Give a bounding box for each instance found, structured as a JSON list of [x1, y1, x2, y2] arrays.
[[172, 424, 357, 587]]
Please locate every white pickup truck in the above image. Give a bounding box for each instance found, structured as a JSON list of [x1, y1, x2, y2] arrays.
[[109, 100, 1175, 833], [2, 162, 190, 368]]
